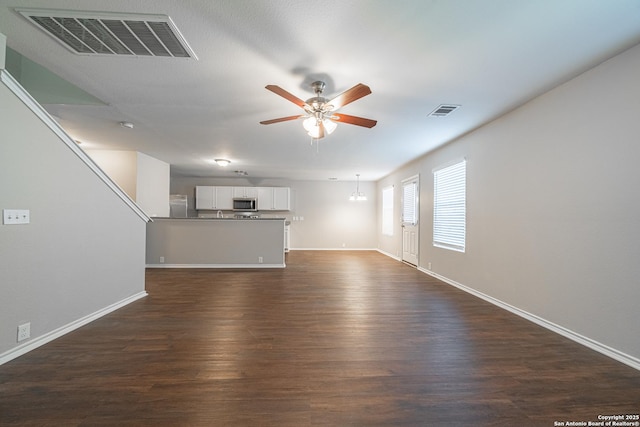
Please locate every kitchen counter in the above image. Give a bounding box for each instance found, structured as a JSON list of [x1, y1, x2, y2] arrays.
[[146, 217, 286, 268]]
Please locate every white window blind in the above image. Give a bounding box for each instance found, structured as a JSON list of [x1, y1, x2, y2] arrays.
[[402, 180, 418, 225], [382, 186, 394, 236], [433, 160, 466, 252]]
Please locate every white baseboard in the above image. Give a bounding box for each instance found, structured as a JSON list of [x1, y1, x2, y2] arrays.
[[0, 291, 148, 366], [417, 267, 640, 371], [146, 263, 285, 268], [376, 248, 402, 261], [289, 248, 376, 251]]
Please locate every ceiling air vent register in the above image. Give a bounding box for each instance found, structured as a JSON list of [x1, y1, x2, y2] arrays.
[[429, 104, 460, 117], [16, 8, 197, 59]]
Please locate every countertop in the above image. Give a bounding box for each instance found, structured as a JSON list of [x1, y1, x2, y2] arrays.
[[153, 217, 287, 221]]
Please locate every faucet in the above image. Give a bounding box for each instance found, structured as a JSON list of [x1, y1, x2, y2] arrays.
[[217, 210, 223, 218]]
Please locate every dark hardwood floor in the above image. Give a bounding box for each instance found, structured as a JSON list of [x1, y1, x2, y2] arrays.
[[1, 251, 639, 426]]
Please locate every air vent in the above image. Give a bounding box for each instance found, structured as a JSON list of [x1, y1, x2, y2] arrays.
[[17, 8, 197, 59], [429, 104, 460, 117]]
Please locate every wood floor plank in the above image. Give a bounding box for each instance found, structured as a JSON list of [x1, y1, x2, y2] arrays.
[[0, 250, 638, 426]]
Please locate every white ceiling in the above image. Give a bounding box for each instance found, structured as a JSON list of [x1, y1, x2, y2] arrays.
[[2, 0, 640, 181]]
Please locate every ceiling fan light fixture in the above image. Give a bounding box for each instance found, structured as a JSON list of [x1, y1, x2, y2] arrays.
[[323, 119, 337, 134], [302, 116, 317, 133], [214, 158, 230, 166], [303, 116, 337, 139], [261, 81, 375, 140]]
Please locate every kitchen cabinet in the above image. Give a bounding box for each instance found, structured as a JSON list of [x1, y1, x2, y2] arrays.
[[195, 186, 234, 210], [195, 186, 214, 210], [215, 187, 234, 210], [197, 186, 288, 211], [233, 187, 257, 198], [273, 187, 290, 210], [257, 187, 290, 211]]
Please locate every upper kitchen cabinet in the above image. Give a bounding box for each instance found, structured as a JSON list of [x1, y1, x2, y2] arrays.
[[195, 186, 214, 210], [258, 187, 290, 211], [233, 187, 258, 198], [216, 187, 234, 210], [195, 186, 234, 210]]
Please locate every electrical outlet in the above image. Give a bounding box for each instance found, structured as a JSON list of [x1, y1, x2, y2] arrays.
[[17, 323, 30, 342], [258, 256, 263, 263], [160, 256, 165, 263], [428, 262, 432, 270]]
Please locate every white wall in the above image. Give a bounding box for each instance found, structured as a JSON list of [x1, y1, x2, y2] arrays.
[[136, 152, 170, 218], [0, 72, 148, 361], [171, 177, 377, 249], [87, 150, 170, 217], [0, 33, 5, 69], [378, 43, 640, 364], [85, 150, 137, 198]]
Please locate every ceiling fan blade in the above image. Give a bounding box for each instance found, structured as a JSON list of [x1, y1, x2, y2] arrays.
[[260, 115, 305, 125], [265, 85, 308, 108], [327, 83, 372, 109], [331, 113, 377, 128]]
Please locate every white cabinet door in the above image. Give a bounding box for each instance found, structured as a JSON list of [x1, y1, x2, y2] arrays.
[[273, 187, 290, 211], [195, 186, 214, 210], [257, 187, 273, 210], [215, 187, 234, 210], [256, 187, 290, 210], [233, 187, 258, 198]]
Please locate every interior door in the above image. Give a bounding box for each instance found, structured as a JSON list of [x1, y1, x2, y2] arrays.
[[402, 176, 419, 266]]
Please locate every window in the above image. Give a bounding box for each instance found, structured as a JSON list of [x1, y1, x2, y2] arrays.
[[433, 160, 466, 252], [382, 186, 394, 236], [402, 179, 418, 225]]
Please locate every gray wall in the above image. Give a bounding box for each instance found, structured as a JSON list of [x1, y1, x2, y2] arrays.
[[378, 43, 640, 361], [171, 177, 377, 249], [146, 219, 285, 267], [0, 73, 147, 359]]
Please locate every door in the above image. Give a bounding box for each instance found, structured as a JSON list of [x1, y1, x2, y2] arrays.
[[401, 176, 419, 265]]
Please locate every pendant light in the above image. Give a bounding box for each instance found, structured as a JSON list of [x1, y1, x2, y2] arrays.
[[349, 174, 367, 201]]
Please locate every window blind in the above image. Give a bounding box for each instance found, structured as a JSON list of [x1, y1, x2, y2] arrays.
[[433, 160, 466, 252], [402, 181, 417, 225]]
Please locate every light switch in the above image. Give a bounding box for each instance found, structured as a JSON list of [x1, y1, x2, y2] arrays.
[[3, 209, 30, 225]]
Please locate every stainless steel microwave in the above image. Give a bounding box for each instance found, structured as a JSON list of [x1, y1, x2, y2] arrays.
[[233, 198, 257, 211]]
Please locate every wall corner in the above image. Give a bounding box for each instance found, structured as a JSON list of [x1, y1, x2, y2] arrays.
[[0, 32, 6, 70]]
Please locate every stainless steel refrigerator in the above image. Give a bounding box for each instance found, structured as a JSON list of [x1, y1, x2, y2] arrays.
[[169, 194, 188, 218]]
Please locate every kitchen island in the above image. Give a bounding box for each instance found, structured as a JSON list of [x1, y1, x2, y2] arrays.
[[146, 218, 286, 268]]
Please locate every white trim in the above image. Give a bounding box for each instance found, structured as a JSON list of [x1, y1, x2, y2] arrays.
[[0, 70, 150, 223], [288, 248, 376, 251], [417, 266, 640, 371], [432, 157, 467, 173], [147, 263, 285, 268], [0, 291, 148, 366], [376, 248, 401, 261]]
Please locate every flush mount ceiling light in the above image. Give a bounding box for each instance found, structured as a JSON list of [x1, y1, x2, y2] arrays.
[[119, 121, 134, 129], [214, 159, 230, 167], [349, 174, 367, 201]]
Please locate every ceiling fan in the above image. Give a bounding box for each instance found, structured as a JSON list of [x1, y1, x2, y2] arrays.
[[260, 81, 377, 139]]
